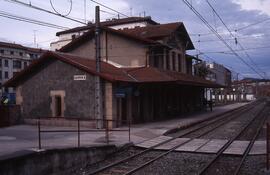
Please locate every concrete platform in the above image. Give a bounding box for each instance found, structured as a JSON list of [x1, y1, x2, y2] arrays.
[[156, 138, 190, 150], [224, 140, 250, 155], [196, 139, 228, 153], [176, 139, 210, 152], [249, 141, 266, 155], [136, 136, 172, 148], [0, 103, 248, 157]]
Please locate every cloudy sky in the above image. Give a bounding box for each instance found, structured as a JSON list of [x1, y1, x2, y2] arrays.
[[0, 0, 270, 79]]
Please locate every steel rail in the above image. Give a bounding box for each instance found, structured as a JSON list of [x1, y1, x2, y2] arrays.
[[198, 102, 267, 175], [87, 101, 260, 175], [87, 103, 252, 174], [123, 101, 264, 175], [233, 105, 269, 175]]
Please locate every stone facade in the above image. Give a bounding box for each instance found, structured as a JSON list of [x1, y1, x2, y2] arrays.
[[18, 59, 97, 119]]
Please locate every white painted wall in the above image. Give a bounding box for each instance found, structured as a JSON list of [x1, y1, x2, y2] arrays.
[[51, 21, 149, 51]]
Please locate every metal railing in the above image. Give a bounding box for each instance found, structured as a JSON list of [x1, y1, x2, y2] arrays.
[[267, 122, 270, 171], [36, 117, 131, 149]]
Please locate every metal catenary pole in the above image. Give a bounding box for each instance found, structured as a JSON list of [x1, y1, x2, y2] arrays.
[[95, 6, 103, 129], [267, 122, 269, 170]]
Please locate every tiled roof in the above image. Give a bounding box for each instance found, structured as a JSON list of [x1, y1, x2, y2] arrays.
[[59, 26, 161, 52], [0, 41, 25, 50], [121, 23, 194, 49], [4, 51, 133, 87], [4, 51, 221, 88], [56, 16, 158, 36], [121, 22, 182, 39], [124, 67, 221, 87], [0, 41, 46, 53]]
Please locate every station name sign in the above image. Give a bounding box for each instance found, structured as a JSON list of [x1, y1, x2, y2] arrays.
[[74, 75, 86, 81]]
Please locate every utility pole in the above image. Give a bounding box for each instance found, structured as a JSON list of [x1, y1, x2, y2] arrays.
[[33, 30, 37, 48], [95, 6, 102, 128]]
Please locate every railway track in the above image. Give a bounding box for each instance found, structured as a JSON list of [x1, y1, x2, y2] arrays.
[[80, 100, 266, 175], [199, 101, 269, 175]]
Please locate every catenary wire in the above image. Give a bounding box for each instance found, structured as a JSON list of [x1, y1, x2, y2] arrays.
[[49, 0, 73, 17], [205, 0, 266, 78], [4, 0, 86, 25], [0, 10, 69, 30], [182, 0, 264, 78], [89, 0, 129, 18]]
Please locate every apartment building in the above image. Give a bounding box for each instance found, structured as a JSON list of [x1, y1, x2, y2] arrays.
[[0, 42, 44, 101]]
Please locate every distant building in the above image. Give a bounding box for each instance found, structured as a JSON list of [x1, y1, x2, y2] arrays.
[[232, 78, 270, 101], [194, 62, 232, 103], [0, 41, 45, 99], [206, 62, 231, 87]]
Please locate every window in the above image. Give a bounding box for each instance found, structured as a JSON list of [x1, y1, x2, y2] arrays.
[[4, 60, 8, 67], [13, 60, 22, 69], [153, 53, 159, 68], [0, 59, 2, 67], [19, 52, 23, 56], [29, 53, 33, 58], [24, 62, 27, 68], [4, 71, 8, 79], [10, 51, 14, 55], [13, 72, 19, 76], [178, 54, 182, 72], [0, 71, 2, 80], [0, 50, 4, 54], [72, 34, 76, 40], [172, 52, 176, 71]]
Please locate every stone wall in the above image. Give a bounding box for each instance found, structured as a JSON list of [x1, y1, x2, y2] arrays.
[[19, 59, 96, 119], [0, 145, 116, 175]]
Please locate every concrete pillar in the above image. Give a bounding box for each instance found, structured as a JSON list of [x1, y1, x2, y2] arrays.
[[127, 92, 133, 123], [169, 51, 173, 70], [175, 53, 179, 71], [182, 53, 187, 73], [105, 82, 113, 128], [163, 49, 167, 70]]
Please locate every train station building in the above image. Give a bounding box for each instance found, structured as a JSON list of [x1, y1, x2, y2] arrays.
[[4, 17, 221, 127]]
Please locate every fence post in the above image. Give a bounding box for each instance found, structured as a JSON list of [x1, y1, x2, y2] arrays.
[[38, 119, 41, 150], [267, 122, 270, 171], [105, 120, 109, 144], [78, 119, 80, 147], [128, 119, 131, 142]]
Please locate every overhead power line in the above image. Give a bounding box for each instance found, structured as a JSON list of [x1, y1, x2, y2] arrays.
[[236, 17, 270, 32], [4, 0, 86, 25], [182, 0, 264, 78], [100, 9, 118, 16], [194, 48, 244, 78], [50, 0, 73, 17], [201, 45, 270, 54], [206, 0, 266, 78], [0, 10, 69, 30]]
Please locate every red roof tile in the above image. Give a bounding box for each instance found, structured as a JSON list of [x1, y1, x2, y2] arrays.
[[59, 26, 161, 52], [124, 67, 221, 87], [121, 22, 181, 38], [0, 41, 46, 53], [4, 51, 221, 88], [56, 16, 158, 36], [120, 23, 194, 49]]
